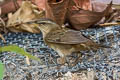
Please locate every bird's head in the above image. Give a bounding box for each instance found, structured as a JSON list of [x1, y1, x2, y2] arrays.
[[28, 18, 60, 37], [36, 18, 58, 25], [32, 18, 60, 34]]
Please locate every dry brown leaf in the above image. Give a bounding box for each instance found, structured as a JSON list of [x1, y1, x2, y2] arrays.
[[92, 1, 107, 12], [0, 0, 22, 16], [112, 4, 120, 9], [45, 0, 69, 26], [7, 1, 45, 33], [33, 0, 45, 10], [73, 0, 92, 11], [66, 1, 113, 30], [8, 13, 13, 19]]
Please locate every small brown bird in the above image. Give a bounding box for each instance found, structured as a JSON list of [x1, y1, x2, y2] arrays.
[[31, 18, 110, 64]]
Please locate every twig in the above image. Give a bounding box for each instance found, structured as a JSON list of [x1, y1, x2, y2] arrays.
[[0, 18, 5, 27], [99, 22, 120, 27], [0, 17, 6, 43], [0, 33, 6, 43], [26, 56, 30, 65], [0, 17, 7, 33]]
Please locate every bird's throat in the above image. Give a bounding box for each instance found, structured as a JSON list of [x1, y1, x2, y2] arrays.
[[41, 27, 55, 38], [39, 24, 60, 38]]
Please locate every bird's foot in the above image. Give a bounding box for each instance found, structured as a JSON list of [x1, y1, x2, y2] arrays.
[[57, 57, 66, 65], [70, 53, 83, 67]]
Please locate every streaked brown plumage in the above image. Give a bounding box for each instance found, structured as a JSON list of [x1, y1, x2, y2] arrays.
[[32, 19, 110, 64]]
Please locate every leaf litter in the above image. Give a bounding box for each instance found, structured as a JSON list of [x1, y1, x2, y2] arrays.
[[0, 0, 120, 80]]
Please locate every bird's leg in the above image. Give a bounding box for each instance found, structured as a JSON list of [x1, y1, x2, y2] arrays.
[[71, 52, 83, 67], [56, 57, 67, 70], [75, 53, 83, 64], [57, 57, 66, 65]]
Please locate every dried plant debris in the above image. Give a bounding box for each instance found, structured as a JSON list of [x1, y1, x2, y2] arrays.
[[45, 0, 69, 26], [0, 18, 7, 33], [7, 1, 45, 33], [56, 70, 96, 80], [72, 0, 92, 11], [0, 19, 6, 43], [112, 4, 120, 9], [0, 33, 5, 43], [67, 1, 113, 30], [0, 8, 6, 43], [1, 0, 120, 80]]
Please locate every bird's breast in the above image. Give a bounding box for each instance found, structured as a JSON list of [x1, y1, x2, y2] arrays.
[[45, 41, 75, 57]]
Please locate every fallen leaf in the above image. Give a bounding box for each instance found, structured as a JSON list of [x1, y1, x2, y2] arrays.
[[7, 1, 45, 33], [73, 0, 92, 11], [0, 0, 22, 16], [91, 1, 107, 12], [8, 13, 13, 19], [45, 0, 69, 26], [66, 1, 112, 30], [33, 0, 45, 10], [112, 4, 120, 9]]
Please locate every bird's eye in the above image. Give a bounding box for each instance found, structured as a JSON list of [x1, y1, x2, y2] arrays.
[[37, 21, 46, 24], [41, 22, 46, 24]]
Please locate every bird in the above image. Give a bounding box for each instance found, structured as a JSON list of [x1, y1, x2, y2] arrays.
[[29, 18, 110, 65]]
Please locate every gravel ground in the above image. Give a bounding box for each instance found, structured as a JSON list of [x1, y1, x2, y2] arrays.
[[1, 0, 120, 80], [0, 26, 120, 80]]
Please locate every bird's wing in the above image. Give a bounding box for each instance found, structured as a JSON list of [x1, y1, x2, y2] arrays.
[[45, 29, 91, 44]]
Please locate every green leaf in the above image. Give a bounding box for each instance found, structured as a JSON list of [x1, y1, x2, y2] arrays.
[[0, 61, 4, 80], [0, 45, 41, 62]]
